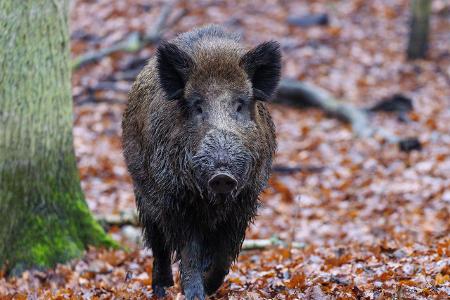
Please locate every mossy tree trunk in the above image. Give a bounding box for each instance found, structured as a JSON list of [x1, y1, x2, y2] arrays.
[[0, 0, 115, 276], [407, 0, 432, 59]]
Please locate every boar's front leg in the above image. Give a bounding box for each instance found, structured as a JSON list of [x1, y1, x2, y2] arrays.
[[204, 254, 232, 295], [147, 222, 174, 298], [180, 236, 206, 300]]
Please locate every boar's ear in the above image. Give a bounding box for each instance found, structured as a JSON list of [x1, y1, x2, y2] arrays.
[[240, 41, 281, 101], [157, 41, 194, 100]]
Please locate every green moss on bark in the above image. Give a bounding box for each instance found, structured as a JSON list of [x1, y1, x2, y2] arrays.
[[0, 0, 117, 275]]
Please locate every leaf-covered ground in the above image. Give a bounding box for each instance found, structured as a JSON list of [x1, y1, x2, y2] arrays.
[[1, 0, 450, 299]]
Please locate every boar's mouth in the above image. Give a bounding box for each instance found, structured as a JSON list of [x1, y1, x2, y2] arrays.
[[191, 157, 247, 200], [208, 172, 238, 194]]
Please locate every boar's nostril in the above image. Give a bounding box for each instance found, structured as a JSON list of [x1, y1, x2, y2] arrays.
[[208, 173, 237, 194]]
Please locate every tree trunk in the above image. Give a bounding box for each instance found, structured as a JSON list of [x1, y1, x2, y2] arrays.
[[407, 0, 432, 59], [0, 0, 115, 276]]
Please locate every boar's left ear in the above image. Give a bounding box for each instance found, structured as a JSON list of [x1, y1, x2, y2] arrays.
[[157, 41, 194, 100], [240, 41, 281, 101]]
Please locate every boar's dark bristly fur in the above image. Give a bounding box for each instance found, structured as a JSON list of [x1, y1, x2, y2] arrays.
[[122, 25, 280, 300]]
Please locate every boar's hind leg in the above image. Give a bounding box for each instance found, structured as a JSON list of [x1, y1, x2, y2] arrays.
[[180, 237, 206, 300], [148, 222, 174, 298], [204, 254, 232, 295]]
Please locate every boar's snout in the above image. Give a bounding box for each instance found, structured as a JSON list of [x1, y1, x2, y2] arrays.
[[208, 173, 237, 194], [192, 129, 253, 197]]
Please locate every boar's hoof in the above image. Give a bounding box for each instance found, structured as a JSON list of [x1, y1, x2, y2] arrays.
[[152, 272, 174, 298], [152, 284, 170, 298], [184, 285, 206, 300], [208, 173, 237, 194]]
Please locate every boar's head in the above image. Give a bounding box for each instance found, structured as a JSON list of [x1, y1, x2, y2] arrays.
[[156, 39, 281, 201]]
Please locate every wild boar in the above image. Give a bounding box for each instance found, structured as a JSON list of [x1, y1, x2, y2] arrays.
[[122, 25, 280, 300]]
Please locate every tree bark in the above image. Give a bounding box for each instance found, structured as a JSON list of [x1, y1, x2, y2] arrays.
[[407, 0, 432, 60], [0, 0, 115, 276]]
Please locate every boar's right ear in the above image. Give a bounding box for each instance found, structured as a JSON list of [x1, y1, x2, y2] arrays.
[[240, 41, 281, 101], [157, 41, 194, 100]]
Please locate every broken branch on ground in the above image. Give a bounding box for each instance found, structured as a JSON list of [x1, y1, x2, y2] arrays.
[[72, 1, 184, 70]]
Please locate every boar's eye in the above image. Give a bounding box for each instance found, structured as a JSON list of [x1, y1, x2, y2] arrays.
[[236, 103, 242, 113], [235, 97, 248, 113], [190, 98, 203, 116], [234, 97, 251, 121]]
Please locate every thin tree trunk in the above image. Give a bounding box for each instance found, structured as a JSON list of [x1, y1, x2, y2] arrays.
[[0, 0, 115, 276], [407, 0, 432, 59]]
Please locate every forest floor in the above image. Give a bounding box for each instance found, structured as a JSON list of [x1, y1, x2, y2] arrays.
[[1, 0, 450, 299]]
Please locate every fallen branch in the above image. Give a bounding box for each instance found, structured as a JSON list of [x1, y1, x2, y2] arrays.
[[76, 96, 126, 106], [242, 238, 306, 250], [367, 94, 413, 114], [110, 68, 142, 81], [95, 209, 138, 227], [72, 32, 141, 70], [275, 79, 421, 150], [95, 212, 305, 250], [72, 1, 184, 70], [275, 79, 373, 137], [407, 0, 431, 60], [88, 81, 131, 93], [272, 164, 325, 174], [144, 1, 178, 42]]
